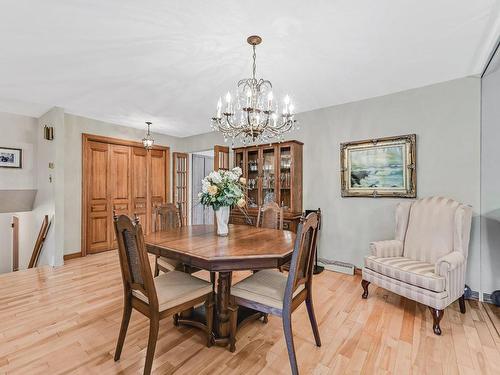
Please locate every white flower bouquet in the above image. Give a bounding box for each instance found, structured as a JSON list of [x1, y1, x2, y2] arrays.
[[198, 167, 247, 211]]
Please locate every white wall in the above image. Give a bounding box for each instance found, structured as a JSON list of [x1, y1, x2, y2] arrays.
[[180, 77, 482, 291], [0, 111, 39, 272], [63, 113, 181, 255], [481, 47, 500, 296], [35, 107, 65, 267]]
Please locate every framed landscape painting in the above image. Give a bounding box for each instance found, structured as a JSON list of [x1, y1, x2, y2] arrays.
[[340, 134, 416, 198], [0, 147, 22, 168]]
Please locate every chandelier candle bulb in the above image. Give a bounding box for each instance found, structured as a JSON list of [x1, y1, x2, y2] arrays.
[[217, 98, 222, 118], [267, 92, 273, 110]]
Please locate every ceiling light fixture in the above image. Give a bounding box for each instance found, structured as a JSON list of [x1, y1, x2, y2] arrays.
[[142, 121, 154, 150], [211, 35, 297, 144]]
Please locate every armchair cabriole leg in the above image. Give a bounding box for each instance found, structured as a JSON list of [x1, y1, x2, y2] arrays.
[[361, 280, 370, 299], [429, 307, 444, 335], [458, 295, 466, 314]]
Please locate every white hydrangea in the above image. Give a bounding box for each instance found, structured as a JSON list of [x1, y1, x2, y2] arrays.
[[232, 167, 242, 177], [225, 171, 238, 182], [201, 178, 210, 193], [208, 171, 222, 184]]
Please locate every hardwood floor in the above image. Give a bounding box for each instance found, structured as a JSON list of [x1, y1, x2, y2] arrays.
[[1, 251, 499, 374]]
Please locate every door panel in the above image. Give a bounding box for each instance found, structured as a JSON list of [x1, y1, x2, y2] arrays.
[[87, 141, 110, 253], [110, 145, 131, 246], [132, 147, 148, 231], [150, 149, 167, 209]]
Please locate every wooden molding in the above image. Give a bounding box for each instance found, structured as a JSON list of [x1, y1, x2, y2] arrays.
[[64, 252, 82, 261], [82, 133, 170, 151]]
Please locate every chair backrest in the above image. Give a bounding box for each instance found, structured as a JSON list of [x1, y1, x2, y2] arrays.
[[400, 196, 472, 264], [155, 203, 182, 232], [113, 214, 158, 309], [256, 202, 284, 230], [283, 212, 320, 308]]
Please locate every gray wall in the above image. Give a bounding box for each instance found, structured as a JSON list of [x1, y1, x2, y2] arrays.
[[481, 47, 500, 296], [181, 77, 482, 291]]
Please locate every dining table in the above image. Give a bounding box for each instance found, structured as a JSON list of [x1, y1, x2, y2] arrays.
[[144, 223, 295, 347]]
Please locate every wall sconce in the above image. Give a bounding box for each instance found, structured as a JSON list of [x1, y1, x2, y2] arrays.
[[44, 125, 54, 140]]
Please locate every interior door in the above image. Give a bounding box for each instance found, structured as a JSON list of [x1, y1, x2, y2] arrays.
[[87, 141, 111, 253], [131, 147, 148, 231], [149, 149, 168, 231], [109, 144, 131, 246], [191, 154, 214, 225]]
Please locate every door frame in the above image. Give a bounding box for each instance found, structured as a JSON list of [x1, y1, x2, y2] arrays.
[[81, 133, 170, 257]]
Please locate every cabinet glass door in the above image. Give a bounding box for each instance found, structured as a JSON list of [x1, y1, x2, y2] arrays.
[[246, 149, 259, 209], [262, 147, 276, 206], [279, 146, 292, 210]]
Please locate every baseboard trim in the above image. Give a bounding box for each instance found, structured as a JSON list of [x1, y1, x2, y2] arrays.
[[64, 252, 82, 261]]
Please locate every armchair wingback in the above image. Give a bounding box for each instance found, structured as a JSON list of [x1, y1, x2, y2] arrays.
[[362, 196, 472, 335]]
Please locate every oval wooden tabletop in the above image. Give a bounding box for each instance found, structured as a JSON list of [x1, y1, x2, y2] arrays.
[[144, 224, 295, 271]]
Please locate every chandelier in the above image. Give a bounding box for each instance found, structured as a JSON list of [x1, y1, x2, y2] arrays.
[[142, 121, 154, 150], [211, 35, 297, 144]]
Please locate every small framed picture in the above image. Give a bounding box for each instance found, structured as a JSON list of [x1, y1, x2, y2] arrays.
[[0, 147, 22, 168]]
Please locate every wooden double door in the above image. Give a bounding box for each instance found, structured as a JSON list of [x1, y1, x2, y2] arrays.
[[83, 135, 170, 254]]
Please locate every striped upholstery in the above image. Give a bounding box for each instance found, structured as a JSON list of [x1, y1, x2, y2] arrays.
[[369, 240, 403, 258], [362, 196, 472, 311], [364, 256, 445, 292], [403, 197, 460, 264], [362, 268, 449, 310]]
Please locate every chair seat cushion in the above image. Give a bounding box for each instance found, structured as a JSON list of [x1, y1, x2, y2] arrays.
[[132, 271, 212, 312], [231, 269, 304, 310], [364, 256, 445, 293], [157, 256, 181, 272]]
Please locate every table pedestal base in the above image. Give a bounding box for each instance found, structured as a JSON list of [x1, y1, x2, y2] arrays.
[[174, 304, 266, 347]]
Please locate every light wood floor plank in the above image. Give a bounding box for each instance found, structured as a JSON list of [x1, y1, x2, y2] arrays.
[[0, 251, 498, 374]]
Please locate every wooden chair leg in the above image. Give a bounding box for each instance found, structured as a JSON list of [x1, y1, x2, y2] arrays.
[[228, 303, 238, 353], [428, 307, 444, 335], [262, 313, 269, 324], [361, 280, 370, 299], [305, 296, 321, 347], [154, 256, 160, 277], [210, 272, 216, 292], [458, 295, 466, 314], [114, 298, 132, 361], [283, 313, 299, 375], [143, 315, 159, 375], [205, 293, 214, 347]]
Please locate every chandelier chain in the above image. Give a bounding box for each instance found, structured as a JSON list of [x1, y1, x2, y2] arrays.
[[252, 45, 257, 81]]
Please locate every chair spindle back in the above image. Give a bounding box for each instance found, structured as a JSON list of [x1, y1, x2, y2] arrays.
[[113, 214, 158, 308], [284, 212, 320, 303], [256, 202, 284, 230], [155, 203, 182, 232]]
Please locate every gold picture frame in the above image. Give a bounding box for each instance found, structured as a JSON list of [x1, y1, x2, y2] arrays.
[[340, 134, 416, 198]]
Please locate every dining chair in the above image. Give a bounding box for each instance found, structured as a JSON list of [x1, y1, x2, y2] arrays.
[[229, 212, 321, 375], [256, 201, 284, 230], [113, 214, 214, 375], [153, 203, 183, 276], [154, 202, 216, 291]]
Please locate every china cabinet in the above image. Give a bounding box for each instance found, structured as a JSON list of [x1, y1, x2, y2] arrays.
[[230, 140, 303, 232]]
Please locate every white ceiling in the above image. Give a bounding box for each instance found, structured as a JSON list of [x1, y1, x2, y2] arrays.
[[0, 0, 499, 137]]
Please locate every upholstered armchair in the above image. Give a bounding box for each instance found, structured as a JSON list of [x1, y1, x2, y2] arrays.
[[361, 196, 472, 335]]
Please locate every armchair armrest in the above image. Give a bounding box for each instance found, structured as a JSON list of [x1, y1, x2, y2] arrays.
[[369, 240, 403, 258], [435, 251, 465, 277]]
